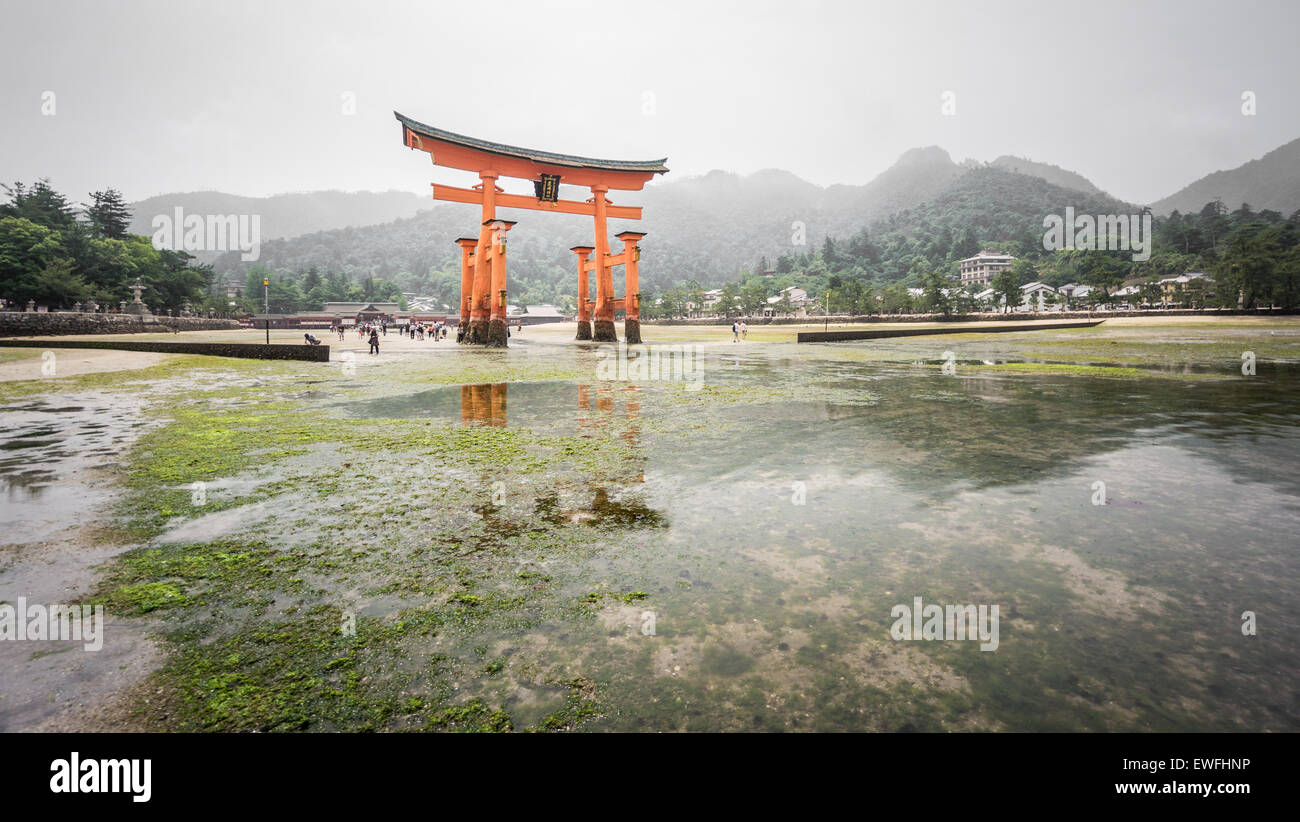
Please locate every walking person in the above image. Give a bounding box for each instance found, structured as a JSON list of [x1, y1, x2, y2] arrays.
[[740, 320, 748, 340], [732, 320, 739, 342], [368, 328, 380, 355]]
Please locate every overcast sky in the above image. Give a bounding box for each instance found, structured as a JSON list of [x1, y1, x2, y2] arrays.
[[2, 0, 1297, 205]]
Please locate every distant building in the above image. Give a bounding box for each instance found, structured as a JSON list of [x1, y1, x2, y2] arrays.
[[781, 286, 810, 304], [1111, 285, 1141, 308], [215, 275, 244, 300], [763, 286, 813, 317], [1156, 272, 1215, 306], [519, 304, 567, 324], [907, 286, 958, 300], [1019, 282, 1057, 311], [1057, 283, 1096, 307], [249, 312, 338, 329], [958, 250, 1016, 287], [404, 295, 445, 313], [972, 283, 1055, 311], [321, 301, 402, 322]]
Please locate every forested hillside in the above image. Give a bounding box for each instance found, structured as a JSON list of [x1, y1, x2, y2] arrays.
[[1152, 137, 1300, 216], [55, 137, 1295, 316], [128, 190, 433, 262], [205, 149, 1118, 310]]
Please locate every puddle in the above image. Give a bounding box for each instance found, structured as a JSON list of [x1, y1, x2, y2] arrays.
[[0, 392, 159, 732], [0, 394, 148, 542]]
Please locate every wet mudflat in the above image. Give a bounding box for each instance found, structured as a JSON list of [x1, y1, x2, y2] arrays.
[[0, 319, 1297, 731]]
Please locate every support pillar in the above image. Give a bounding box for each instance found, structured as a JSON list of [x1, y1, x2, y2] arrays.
[[590, 185, 617, 342], [455, 238, 477, 339], [616, 231, 646, 344], [468, 172, 499, 343], [485, 219, 515, 348], [571, 245, 594, 340]]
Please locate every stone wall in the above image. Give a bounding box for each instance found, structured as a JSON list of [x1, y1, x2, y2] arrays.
[[0, 338, 330, 362], [0, 311, 241, 338]]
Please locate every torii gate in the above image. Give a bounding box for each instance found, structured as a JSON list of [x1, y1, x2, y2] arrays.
[[396, 112, 668, 346]]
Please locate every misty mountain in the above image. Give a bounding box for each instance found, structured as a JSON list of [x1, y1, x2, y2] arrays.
[[1151, 137, 1300, 216], [203, 145, 1127, 303], [989, 155, 1103, 195], [128, 189, 434, 262], [864, 166, 1135, 278], [202, 145, 981, 281], [822, 146, 967, 224]]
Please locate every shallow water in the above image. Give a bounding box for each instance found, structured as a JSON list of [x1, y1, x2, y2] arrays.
[[3, 327, 1297, 731], [0, 394, 146, 542], [316, 345, 1300, 730]]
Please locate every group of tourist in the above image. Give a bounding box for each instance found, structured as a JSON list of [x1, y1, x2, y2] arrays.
[[731, 319, 748, 341], [401, 321, 448, 341], [311, 318, 537, 354]]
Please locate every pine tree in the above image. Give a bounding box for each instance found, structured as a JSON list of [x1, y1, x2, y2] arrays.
[[1, 179, 78, 230], [84, 189, 132, 239]]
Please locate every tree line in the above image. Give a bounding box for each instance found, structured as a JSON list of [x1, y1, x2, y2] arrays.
[[694, 198, 1300, 316], [0, 180, 211, 313]]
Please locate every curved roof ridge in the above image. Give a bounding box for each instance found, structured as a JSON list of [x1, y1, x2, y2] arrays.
[[395, 111, 668, 175]]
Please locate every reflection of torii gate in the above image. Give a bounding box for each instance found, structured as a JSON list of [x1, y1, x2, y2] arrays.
[[459, 381, 659, 529], [396, 112, 669, 346]]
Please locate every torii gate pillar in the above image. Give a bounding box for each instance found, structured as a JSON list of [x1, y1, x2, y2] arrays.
[[484, 219, 516, 348], [571, 246, 594, 340], [617, 231, 645, 345], [590, 185, 617, 342], [455, 237, 477, 334], [467, 172, 500, 344]]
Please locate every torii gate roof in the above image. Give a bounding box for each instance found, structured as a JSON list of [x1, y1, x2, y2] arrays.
[[396, 111, 668, 190]]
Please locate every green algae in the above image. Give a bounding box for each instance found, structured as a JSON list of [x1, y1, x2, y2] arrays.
[[16, 319, 1298, 732]]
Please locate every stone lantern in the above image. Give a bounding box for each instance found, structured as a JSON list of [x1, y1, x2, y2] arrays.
[[125, 278, 152, 316]]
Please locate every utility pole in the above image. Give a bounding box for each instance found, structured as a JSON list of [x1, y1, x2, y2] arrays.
[[264, 277, 270, 344], [824, 292, 829, 332]]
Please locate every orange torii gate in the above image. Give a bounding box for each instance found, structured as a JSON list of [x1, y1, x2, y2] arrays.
[[396, 112, 668, 346]]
